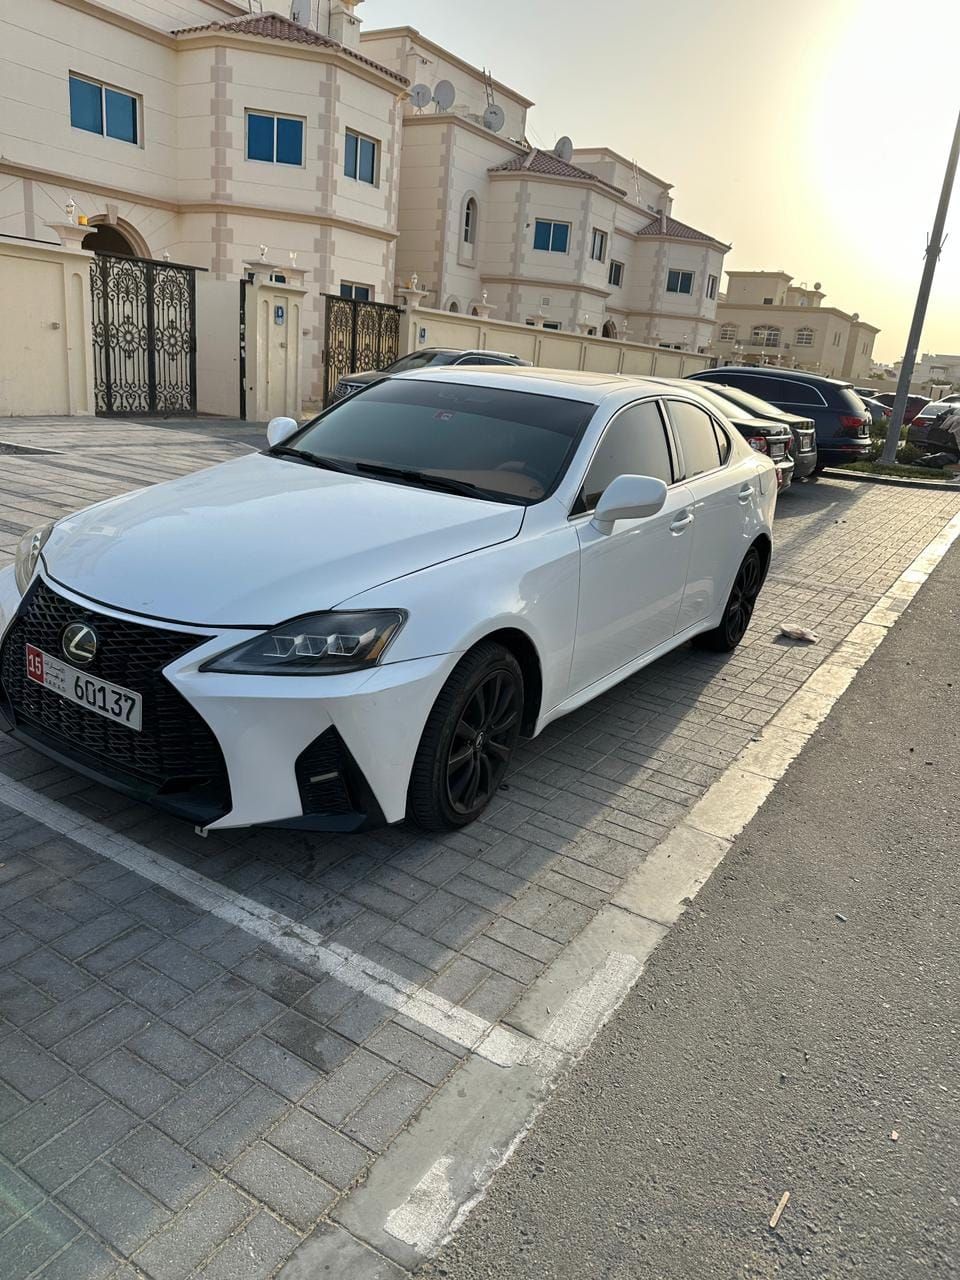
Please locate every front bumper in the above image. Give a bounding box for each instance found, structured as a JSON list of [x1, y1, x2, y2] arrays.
[[0, 568, 454, 830]]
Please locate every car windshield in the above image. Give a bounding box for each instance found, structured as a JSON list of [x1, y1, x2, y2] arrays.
[[385, 351, 459, 374], [292, 379, 595, 504], [702, 383, 789, 419]]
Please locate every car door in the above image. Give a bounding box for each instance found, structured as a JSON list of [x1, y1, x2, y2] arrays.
[[570, 399, 696, 693], [666, 398, 760, 632]]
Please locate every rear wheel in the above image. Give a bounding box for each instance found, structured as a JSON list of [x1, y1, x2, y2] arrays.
[[407, 642, 523, 831], [693, 547, 764, 653]]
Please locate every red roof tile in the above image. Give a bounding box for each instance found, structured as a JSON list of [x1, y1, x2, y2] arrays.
[[637, 213, 726, 245], [488, 149, 626, 196], [172, 13, 408, 83]]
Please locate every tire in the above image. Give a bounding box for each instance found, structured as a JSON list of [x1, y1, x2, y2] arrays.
[[407, 642, 524, 831], [693, 546, 764, 653]]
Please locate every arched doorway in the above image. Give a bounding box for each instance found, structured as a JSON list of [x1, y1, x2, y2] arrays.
[[448, 300, 460, 313], [602, 319, 617, 339], [82, 223, 137, 257]]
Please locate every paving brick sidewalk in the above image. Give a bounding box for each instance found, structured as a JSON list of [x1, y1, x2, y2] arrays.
[[1, 417, 959, 1278]]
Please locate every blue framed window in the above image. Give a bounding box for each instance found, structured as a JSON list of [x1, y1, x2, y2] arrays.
[[340, 282, 372, 301], [533, 220, 570, 253], [69, 74, 138, 144], [246, 112, 304, 165], [666, 268, 694, 294], [344, 129, 379, 185]]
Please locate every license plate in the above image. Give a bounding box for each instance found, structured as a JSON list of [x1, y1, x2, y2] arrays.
[[799, 434, 816, 452], [771, 442, 786, 459], [26, 645, 142, 731]]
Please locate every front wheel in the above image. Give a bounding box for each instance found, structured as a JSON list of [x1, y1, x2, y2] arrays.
[[693, 547, 764, 653], [407, 642, 524, 830]]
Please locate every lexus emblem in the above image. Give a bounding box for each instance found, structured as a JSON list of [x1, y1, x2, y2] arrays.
[[62, 623, 98, 666]]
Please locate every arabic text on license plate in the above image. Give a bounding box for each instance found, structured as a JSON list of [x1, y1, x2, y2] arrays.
[[25, 645, 142, 731], [771, 443, 786, 459]]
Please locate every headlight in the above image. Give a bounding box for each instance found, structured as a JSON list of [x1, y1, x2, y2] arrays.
[[201, 609, 406, 675], [14, 523, 53, 595]]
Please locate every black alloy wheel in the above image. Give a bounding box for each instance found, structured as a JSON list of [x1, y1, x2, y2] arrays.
[[445, 668, 520, 816], [408, 642, 524, 830], [694, 546, 764, 653]]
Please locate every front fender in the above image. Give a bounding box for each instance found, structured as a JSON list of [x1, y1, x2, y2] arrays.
[[338, 518, 581, 724]]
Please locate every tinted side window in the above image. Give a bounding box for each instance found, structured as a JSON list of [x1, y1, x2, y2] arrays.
[[777, 381, 823, 406], [581, 402, 673, 509], [669, 401, 723, 477], [712, 421, 732, 463]]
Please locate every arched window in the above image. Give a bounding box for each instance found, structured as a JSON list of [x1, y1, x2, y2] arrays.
[[448, 300, 460, 313], [719, 323, 738, 342], [795, 327, 814, 346], [751, 325, 781, 348], [458, 193, 479, 265], [463, 197, 477, 245], [602, 319, 617, 339]]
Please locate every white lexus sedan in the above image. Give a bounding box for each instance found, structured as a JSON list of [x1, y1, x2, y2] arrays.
[[0, 369, 776, 833]]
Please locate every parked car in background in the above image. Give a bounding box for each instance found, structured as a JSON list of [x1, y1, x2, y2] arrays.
[[0, 369, 776, 833], [859, 396, 892, 429], [663, 380, 794, 489], [687, 366, 871, 468], [332, 348, 531, 402], [690, 380, 818, 480], [906, 400, 960, 449], [871, 391, 929, 424]]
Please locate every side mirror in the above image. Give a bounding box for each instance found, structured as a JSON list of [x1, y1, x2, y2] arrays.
[[266, 416, 299, 449], [592, 474, 668, 534]]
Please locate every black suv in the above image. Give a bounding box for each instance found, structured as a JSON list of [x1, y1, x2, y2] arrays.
[[687, 367, 871, 468]]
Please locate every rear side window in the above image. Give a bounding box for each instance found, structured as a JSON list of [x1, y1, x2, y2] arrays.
[[712, 421, 732, 463], [668, 400, 723, 477], [711, 374, 824, 407], [838, 388, 868, 414], [580, 401, 673, 510]]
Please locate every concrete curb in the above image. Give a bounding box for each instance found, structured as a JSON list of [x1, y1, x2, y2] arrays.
[[279, 508, 960, 1277], [822, 466, 960, 492]]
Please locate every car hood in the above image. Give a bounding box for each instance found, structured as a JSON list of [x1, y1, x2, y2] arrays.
[[42, 452, 524, 627]]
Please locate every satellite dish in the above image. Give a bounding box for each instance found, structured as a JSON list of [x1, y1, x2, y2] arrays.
[[554, 136, 574, 163], [483, 103, 505, 133], [433, 79, 456, 111], [409, 83, 432, 110]]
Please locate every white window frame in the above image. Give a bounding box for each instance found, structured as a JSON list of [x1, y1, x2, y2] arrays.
[[795, 327, 815, 347], [533, 220, 571, 254], [751, 325, 781, 349], [590, 228, 607, 263], [245, 110, 306, 167], [719, 324, 738, 342], [706, 274, 718, 300], [666, 268, 694, 295], [344, 128, 380, 186], [340, 281, 374, 301], [69, 72, 141, 147]]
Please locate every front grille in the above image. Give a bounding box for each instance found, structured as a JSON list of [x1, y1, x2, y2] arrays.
[[332, 381, 362, 403], [0, 579, 231, 822], [295, 728, 354, 815]]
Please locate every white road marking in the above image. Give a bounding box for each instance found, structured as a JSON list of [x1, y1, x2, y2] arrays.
[[384, 1157, 457, 1250], [542, 951, 643, 1053], [0, 773, 532, 1064]]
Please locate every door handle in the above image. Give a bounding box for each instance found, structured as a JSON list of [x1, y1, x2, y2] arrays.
[[738, 484, 754, 503], [670, 512, 694, 533]]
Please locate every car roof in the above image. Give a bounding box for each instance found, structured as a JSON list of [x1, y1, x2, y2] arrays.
[[415, 348, 520, 359], [390, 365, 709, 406], [693, 365, 853, 389]]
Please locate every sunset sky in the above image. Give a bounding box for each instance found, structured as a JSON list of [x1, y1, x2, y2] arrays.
[[363, 0, 960, 363]]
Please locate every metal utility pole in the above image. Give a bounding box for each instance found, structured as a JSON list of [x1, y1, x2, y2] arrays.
[[881, 104, 960, 464]]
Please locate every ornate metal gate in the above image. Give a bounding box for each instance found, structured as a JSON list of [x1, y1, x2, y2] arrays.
[[90, 254, 198, 416], [322, 294, 401, 405]]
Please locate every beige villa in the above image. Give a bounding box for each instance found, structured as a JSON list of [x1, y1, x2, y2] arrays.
[[714, 270, 880, 381], [361, 26, 730, 350], [0, 0, 408, 403]]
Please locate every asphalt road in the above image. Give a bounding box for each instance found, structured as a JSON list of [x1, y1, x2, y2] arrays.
[[420, 539, 960, 1279]]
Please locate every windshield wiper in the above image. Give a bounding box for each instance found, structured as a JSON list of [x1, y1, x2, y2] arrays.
[[267, 446, 351, 473], [353, 462, 495, 500]]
